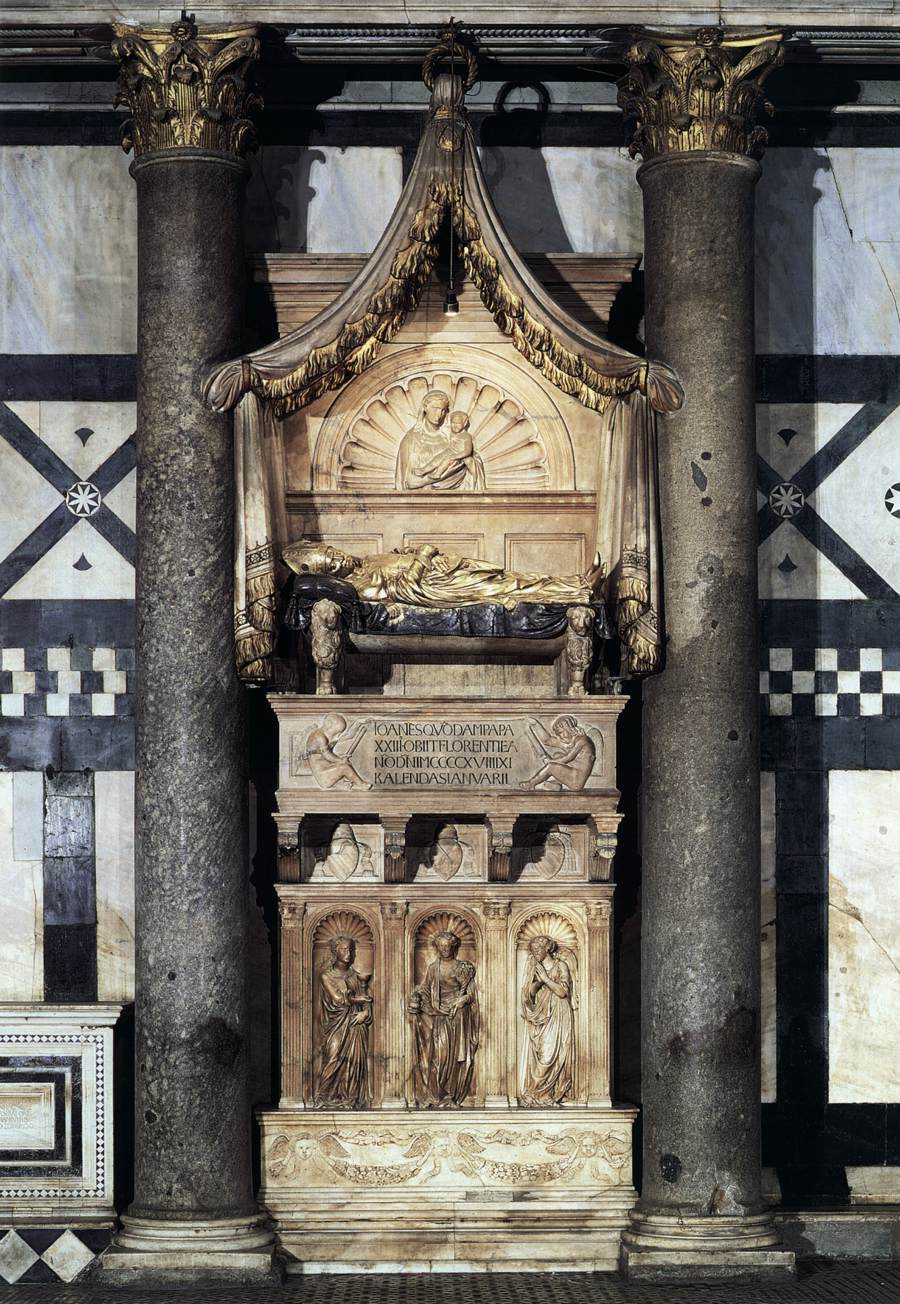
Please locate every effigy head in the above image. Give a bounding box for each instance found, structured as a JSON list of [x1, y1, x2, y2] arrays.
[[283, 541, 357, 578]]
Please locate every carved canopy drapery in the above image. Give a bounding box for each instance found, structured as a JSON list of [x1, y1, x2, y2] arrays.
[[203, 31, 684, 682]]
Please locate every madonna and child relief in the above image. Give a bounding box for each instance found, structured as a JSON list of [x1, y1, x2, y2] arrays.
[[395, 388, 486, 491]]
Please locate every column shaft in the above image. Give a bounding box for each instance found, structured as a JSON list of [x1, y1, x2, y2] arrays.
[[131, 149, 250, 1217], [585, 901, 612, 1106], [640, 152, 762, 1217], [105, 18, 272, 1278], [616, 27, 794, 1282]]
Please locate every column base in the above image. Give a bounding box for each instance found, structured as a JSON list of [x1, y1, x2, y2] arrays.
[[98, 1214, 280, 1285], [620, 1211, 796, 1283]]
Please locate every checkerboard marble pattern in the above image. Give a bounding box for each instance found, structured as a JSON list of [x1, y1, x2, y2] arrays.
[[761, 646, 900, 717], [0, 646, 133, 719], [0, 1226, 110, 1284]]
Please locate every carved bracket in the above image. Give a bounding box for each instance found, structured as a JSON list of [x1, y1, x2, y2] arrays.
[[381, 817, 408, 883], [278, 828, 301, 883], [488, 820, 515, 882], [590, 831, 618, 882], [565, 605, 595, 697]]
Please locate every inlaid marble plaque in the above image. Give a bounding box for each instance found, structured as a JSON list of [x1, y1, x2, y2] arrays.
[[0, 1083, 55, 1150]]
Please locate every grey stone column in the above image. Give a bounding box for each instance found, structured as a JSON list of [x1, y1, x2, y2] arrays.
[[103, 18, 274, 1281], [616, 29, 795, 1282]]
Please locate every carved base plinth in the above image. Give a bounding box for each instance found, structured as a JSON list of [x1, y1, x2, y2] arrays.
[[620, 1210, 795, 1282], [259, 1107, 636, 1272]]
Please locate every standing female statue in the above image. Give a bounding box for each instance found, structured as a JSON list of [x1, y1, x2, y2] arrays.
[[520, 934, 575, 1106], [314, 935, 373, 1109], [395, 389, 485, 491], [408, 930, 479, 1106]]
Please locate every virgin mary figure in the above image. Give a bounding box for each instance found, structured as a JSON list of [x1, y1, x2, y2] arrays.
[[395, 389, 485, 491], [520, 935, 575, 1106]]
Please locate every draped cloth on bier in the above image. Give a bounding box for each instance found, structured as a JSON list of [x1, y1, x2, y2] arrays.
[[595, 390, 663, 676], [234, 393, 288, 682]]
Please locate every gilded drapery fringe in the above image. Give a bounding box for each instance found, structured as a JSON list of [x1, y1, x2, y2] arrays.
[[614, 574, 661, 676], [255, 188, 447, 419], [244, 183, 648, 420]]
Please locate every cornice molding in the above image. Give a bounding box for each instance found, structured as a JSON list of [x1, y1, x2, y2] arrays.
[[1, 23, 899, 67]]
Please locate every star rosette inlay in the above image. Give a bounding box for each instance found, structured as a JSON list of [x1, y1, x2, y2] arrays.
[[768, 481, 805, 519], [885, 483, 900, 519], [64, 481, 103, 518]]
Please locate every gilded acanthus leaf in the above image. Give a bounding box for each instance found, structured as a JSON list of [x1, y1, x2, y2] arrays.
[[617, 27, 784, 161], [112, 16, 261, 158]]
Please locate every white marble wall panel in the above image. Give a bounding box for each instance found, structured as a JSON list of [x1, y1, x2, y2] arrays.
[[29, 401, 135, 482], [481, 147, 644, 254], [761, 771, 776, 1104], [246, 146, 403, 253], [0, 772, 43, 1001], [810, 405, 900, 596], [828, 770, 900, 1104], [0, 148, 136, 354], [94, 770, 135, 1003], [757, 148, 900, 356]]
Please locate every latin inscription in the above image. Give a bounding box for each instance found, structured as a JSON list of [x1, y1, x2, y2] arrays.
[[373, 721, 516, 788], [290, 713, 604, 793]]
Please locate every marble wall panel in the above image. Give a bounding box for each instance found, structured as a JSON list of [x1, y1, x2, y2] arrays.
[[246, 146, 404, 254], [0, 401, 136, 607], [94, 770, 134, 1003], [0, 772, 43, 1000], [828, 770, 900, 1103], [756, 148, 900, 356], [246, 145, 645, 259], [480, 147, 644, 254], [0, 148, 136, 354]]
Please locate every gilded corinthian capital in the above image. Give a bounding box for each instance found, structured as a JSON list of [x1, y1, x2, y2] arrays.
[[617, 27, 783, 161], [112, 15, 261, 158]]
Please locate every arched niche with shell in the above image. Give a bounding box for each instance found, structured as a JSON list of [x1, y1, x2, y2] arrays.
[[309, 908, 379, 1106], [312, 345, 576, 492], [511, 910, 585, 1107], [408, 909, 481, 1108]]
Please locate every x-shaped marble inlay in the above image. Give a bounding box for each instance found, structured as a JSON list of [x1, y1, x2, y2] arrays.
[[0, 403, 136, 598], [757, 396, 900, 600]]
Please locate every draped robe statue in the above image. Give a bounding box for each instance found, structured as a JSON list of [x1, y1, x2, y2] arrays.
[[315, 936, 372, 1108], [408, 931, 479, 1107], [520, 935, 575, 1106]]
